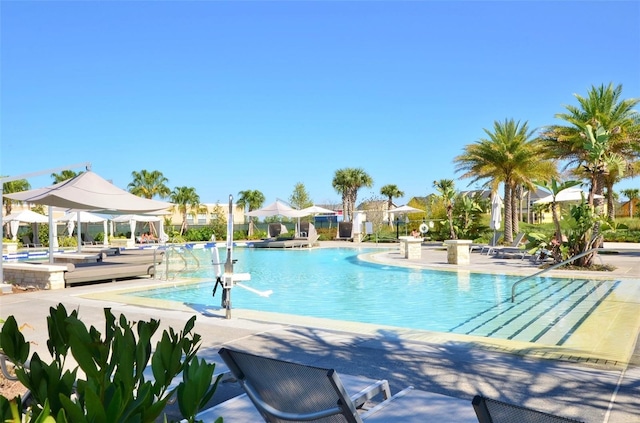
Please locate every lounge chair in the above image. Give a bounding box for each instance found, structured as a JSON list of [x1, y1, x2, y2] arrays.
[[472, 395, 584, 422], [21, 235, 42, 248], [82, 233, 97, 245], [487, 232, 526, 256], [267, 223, 288, 239], [487, 232, 528, 259], [198, 347, 476, 422], [470, 231, 503, 254], [337, 221, 353, 241]]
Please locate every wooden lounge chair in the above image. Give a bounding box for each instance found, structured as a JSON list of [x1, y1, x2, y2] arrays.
[[472, 395, 584, 422]]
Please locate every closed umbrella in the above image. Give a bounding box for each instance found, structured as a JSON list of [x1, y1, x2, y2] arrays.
[[490, 193, 503, 235]]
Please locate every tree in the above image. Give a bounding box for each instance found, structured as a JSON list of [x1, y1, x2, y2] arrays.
[[331, 168, 373, 222], [433, 179, 457, 239], [621, 188, 640, 217], [50, 170, 80, 184], [380, 184, 404, 227], [288, 182, 312, 210], [454, 118, 554, 243], [237, 190, 265, 237], [128, 170, 171, 199], [2, 179, 30, 216], [542, 83, 640, 216], [534, 178, 582, 263], [170, 186, 200, 235]]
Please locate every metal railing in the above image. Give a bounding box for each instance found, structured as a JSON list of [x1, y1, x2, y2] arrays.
[[160, 244, 202, 280], [511, 247, 603, 302]]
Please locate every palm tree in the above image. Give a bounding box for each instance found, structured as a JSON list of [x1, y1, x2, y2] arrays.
[[380, 184, 404, 227], [170, 186, 200, 235], [237, 190, 265, 237], [332, 168, 373, 222], [128, 170, 171, 199], [454, 119, 555, 243], [51, 170, 80, 184], [433, 179, 457, 239], [621, 188, 640, 217], [2, 179, 31, 216], [542, 83, 640, 214], [2, 178, 31, 238]]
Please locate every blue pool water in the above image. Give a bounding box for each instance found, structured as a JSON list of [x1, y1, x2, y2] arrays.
[[130, 246, 618, 344]]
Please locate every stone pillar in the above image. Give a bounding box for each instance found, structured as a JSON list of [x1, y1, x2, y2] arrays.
[[404, 238, 422, 259], [398, 236, 411, 256], [444, 240, 472, 265]]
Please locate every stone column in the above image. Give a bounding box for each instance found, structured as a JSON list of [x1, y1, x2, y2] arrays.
[[444, 240, 472, 265]]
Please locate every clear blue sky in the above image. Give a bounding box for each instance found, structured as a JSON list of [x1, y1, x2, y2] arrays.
[[2, 1, 639, 207]]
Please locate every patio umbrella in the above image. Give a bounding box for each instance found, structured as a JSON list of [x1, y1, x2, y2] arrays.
[[489, 193, 503, 231], [533, 187, 603, 204], [389, 205, 424, 213], [245, 200, 307, 218], [299, 205, 335, 215]]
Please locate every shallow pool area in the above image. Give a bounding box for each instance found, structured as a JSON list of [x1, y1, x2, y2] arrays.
[[126, 246, 623, 351]]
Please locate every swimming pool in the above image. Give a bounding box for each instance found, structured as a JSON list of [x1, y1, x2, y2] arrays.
[[129, 246, 619, 347]]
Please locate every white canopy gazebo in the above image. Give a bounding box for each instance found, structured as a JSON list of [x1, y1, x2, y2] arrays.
[[110, 214, 168, 244], [3, 210, 49, 242]]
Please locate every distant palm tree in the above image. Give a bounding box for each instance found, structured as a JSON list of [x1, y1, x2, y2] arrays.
[[2, 178, 31, 216], [380, 184, 404, 226], [454, 118, 554, 243], [621, 188, 640, 217], [237, 190, 265, 237], [2, 178, 31, 238], [128, 170, 171, 199], [433, 179, 457, 239], [51, 170, 80, 184], [170, 186, 200, 235], [332, 168, 373, 222]]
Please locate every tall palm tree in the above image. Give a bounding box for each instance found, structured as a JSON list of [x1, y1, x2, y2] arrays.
[[541, 83, 640, 214], [433, 179, 457, 239], [51, 170, 80, 184], [332, 168, 373, 222], [128, 170, 171, 199], [621, 188, 640, 217], [170, 186, 200, 235], [454, 118, 554, 243], [237, 190, 265, 237]]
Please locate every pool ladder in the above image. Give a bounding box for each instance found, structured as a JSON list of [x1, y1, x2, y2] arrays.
[[159, 244, 202, 280]]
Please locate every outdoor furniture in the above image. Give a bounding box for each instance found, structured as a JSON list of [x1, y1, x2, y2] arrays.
[[488, 232, 526, 256], [472, 395, 584, 422]]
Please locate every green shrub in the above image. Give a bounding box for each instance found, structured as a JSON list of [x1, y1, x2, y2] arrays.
[[0, 304, 221, 423]]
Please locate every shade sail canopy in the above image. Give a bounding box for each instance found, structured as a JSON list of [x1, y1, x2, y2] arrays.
[[245, 200, 307, 218], [3, 210, 49, 223], [390, 205, 424, 213], [533, 188, 604, 204], [3, 171, 171, 213]]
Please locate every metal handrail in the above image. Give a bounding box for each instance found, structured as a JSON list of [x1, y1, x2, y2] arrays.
[[511, 247, 602, 302]]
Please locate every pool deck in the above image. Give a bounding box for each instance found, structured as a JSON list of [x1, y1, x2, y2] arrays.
[[1, 241, 639, 422]]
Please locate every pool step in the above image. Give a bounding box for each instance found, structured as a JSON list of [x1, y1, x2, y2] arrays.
[[450, 279, 617, 345]]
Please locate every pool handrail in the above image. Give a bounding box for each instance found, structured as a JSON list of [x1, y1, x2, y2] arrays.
[[511, 247, 601, 303]]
